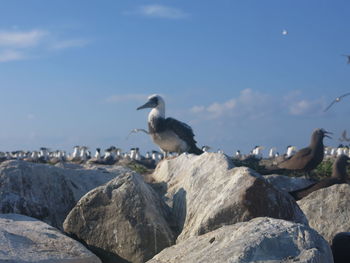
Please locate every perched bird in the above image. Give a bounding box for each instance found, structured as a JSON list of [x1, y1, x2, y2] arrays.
[[324, 92, 350, 112], [137, 94, 203, 155], [289, 154, 350, 200], [277, 128, 332, 172], [285, 145, 297, 158]]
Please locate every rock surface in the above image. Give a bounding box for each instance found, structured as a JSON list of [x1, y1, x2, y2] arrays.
[[0, 160, 128, 229], [264, 174, 315, 192], [147, 217, 333, 263], [63, 172, 175, 263], [298, 183, 350, 243], [0, 213, 101, 263], [152, 152, 308, 242]]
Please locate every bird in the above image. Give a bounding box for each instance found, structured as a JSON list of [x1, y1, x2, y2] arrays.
[[341, 54, 350, 64], [339, 130, 350, 142], [137, 94, 203, 155], [324, 92, 350, 112], [277, 128, 332, 172], [282, 29, 288, 35], [289, 154, 350, 200]]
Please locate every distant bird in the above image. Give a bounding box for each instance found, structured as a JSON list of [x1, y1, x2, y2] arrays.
[[282, 29, 288, 35], [289, 154, 350, 200], [324, 92, 350, 112], [341, 54, 350, 64], [137, 94, 203, 155], [286, 145, 297, 158], [201, 145, 211, 152], [277, 128, 332, 172], [268, 147, 277, 159], [339, 130, 350, 142]]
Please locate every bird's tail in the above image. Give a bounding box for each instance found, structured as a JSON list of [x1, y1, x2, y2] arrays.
[[188, 145, 204, 155]]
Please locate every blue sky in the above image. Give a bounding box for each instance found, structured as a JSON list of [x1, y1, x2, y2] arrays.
[[0, 0, 349, 156]]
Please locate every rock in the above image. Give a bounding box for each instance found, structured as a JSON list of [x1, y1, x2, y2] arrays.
[[298, 183, 350, 243], [152, 152, 308, 242], [147, 217, 333, 263], [264, 174, 315, 192], [63, 172, 175, 263], [0, 213, 101, 263], [0, 160, 128, 230]]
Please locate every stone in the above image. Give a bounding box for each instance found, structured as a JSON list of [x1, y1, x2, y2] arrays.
[[264, 174, 315, 192], [147, 217, 333, 263], [0, 213, 101, 263], [298, 183, 350, 243], [63, 172, 175, 263], [0, 160, 128, 229], [152, 152, 307, 242]]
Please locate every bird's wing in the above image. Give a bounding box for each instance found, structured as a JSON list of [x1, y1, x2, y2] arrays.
[[343, 130, 350, 142], [278, 147, 313, 170], [339, 92, 350, 99], [323, 100, 337, 112], [165, 117, 197, 145]]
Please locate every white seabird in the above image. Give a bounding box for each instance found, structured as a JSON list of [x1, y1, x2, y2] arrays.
[[137, 94, 203, 155]]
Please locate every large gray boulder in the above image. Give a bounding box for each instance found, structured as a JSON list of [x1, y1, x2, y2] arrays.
[[298, 183, 350, 243], [0, 160, 128, 229], [63, 172, 175, 263], [152, 153, 308, 242], [264, 174, 315, 192], [147, 217, 333, 263], [0, 213, 101, 263]]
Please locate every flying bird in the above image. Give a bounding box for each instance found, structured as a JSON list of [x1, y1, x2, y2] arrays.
[[323, 92, 350, 112], [339, 130, 350, 142], [137, 94, 203, 155], [277, 128, 332, 172], [341, 54, 350, 64], [282, 29, 288, 35]]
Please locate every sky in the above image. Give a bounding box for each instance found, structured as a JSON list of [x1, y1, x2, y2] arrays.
[[0, 0, 349, 156]]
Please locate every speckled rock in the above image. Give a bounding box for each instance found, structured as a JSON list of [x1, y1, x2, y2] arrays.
[[0, 160, 128, 229], [0, 213, 101, 263], [152, 152, 308, 242], [147, 217, 333, 263], [63, 172, 175, 263], [298, 183, 350, 243]]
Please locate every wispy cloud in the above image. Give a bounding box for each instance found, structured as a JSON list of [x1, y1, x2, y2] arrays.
[[191, 89, 273, 120], [125, 4, 188, 19], [0, 30, 47, 48], [190, 89, 326, 122], [0, 49, 25, 62], [0, 28, 89, 63], [283, 90, 325, 116], [49, 38, 90, 50], [105, 94, 148, 103]]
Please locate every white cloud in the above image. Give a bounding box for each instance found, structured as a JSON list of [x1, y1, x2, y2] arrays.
[[283, 90, 325, 116], [0, 49, 25, 62], [50, 39, 90, 50], [0, 28, 89, 63], [191, 89, 272, 120], [105, 94, 148, 103], [126, 5, 188, 19], [0, 30, 47, 48]]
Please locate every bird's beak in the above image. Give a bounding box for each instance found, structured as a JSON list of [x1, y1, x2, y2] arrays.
[[137, 100, 157, 110], [323, 131, 333, 139]]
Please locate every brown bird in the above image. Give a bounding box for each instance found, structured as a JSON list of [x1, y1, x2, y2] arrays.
[[290, 154, 350, 200], [341, 54, 350, 64], [278, 128, 332, 172]]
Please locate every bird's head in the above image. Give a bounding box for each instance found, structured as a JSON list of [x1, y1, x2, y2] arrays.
[[137, 94, 164, 110], [314, 128, 333, 139]]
